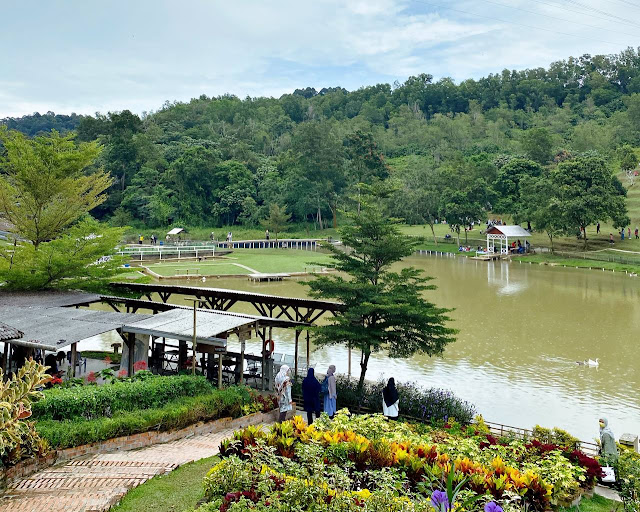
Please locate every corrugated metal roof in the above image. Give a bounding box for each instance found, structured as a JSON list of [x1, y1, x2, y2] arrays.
[[486, 225, 531, 237], [0, 322, 23, 341], [123, 308, 256, 343], [0, 306, 151, 349], [0, 291, 101, 308]]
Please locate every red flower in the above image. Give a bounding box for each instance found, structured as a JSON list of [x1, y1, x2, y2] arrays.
[[118, 369, 128, 378], [103, 356, 112, 365], [133, 360, 147, 371], [86, 371, 97, 383]]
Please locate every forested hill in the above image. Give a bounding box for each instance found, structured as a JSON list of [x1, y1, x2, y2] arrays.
[[4, 47, 640, 229]]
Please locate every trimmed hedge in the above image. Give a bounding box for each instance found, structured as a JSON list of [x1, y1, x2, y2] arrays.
[[33, 375, 215, 420], [293, 375, 476, 424], [36, 386, 251, 449]]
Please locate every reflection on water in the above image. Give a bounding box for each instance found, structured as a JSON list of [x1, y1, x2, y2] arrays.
[[86, 254, 639, 440]]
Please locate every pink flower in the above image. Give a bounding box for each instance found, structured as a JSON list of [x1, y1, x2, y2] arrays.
[[86, 371, 97, 383], [118, 369, 128, 378], [103, 356, 112, 365]]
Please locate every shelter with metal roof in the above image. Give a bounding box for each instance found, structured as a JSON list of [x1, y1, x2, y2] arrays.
[[486, 225, 531, 255]]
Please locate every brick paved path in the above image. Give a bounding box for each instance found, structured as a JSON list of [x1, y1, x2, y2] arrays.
[[0, 426, 253, 512]]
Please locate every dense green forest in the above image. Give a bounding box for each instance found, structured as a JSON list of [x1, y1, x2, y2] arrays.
[[3, 47, 640, 234]]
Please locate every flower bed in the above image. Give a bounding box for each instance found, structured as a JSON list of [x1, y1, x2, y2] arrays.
[[196, 410, 602, 511]]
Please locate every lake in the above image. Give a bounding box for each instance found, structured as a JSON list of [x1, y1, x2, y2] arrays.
[[86, 253, 640, 441]]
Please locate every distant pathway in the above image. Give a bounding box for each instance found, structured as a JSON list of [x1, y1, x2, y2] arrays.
[[231, 262, 260, 273], [0, 424, 266, 512]]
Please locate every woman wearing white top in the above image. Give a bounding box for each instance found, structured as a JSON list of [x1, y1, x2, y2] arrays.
[[382, 378, 399, 419]]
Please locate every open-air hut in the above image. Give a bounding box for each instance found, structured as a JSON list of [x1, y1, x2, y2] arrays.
[[486, 225, 531, 255], [166, 227, 186, 242]]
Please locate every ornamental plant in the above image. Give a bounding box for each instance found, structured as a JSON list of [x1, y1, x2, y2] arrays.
[[0, 360, 50, 467]]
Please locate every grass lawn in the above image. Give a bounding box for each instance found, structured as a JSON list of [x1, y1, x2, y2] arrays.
[[559, 494, 620, 512], [82, 350, 122, 364], [144, 249, 335, 276], [111, 455, 218, 512]]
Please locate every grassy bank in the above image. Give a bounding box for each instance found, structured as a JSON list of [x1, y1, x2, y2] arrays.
[[111, 455, 219, 512], [514, 253, 640, 274]]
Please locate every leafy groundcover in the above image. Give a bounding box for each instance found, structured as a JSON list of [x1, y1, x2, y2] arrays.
[[194, 410, 603, 512]]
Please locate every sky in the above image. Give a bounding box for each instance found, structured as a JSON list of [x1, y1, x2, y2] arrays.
[[1, 0, 639, 118]]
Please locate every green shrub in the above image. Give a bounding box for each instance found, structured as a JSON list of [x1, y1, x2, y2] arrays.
[[36, 386, 251, 449], [33, 375, 215, 420], [616, 449, 640, 512], [532, 425, 581, 450], [292, 376, 476, 424]]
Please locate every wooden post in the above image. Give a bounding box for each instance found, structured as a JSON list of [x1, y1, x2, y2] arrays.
[[70, 342, 77, 377], [127, 333, 135, 377], [348, 343, 351, 377], [191, 301, 197, 376], [261, 327, 267, 391], [294, 330, 300, 379], [3, 342, 9, 379], [306, 330, 310, 366], [239, 330, 246, 386], [217, 353, 223, 389], [178, 340, 187, 371]]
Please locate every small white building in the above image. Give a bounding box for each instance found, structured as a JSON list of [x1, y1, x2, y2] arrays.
[[486, 225, 531, 255]]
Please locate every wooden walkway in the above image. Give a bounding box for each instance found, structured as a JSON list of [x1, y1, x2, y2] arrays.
[[0, 426, 249, 512]]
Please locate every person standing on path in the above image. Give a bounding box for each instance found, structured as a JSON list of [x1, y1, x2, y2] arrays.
[[599, 416, 619, 466], [275, 365, 292, 422], [621, 229, 625, 241], [628, 227, 631, 239], [265, 229, 270, 240], [610, 233, 614, 245], [323, 365, 337, 419], [597, 222, 600, 234], [382, 378, 399, 420], [301, 367, 321, 425], [636, 227, 639, 239]]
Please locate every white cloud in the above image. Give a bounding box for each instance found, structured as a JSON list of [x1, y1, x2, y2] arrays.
[[0, 0, 637, 117]]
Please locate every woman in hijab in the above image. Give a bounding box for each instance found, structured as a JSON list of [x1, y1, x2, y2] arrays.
[[275, 365, 292, 422], [323, 365, 337, 419], [301, 367, 321, 425], [382, 377, 399, 419], [599, 417, 619, 465]]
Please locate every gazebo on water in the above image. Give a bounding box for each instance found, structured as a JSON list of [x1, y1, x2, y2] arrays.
[[486, 225, 531, 255]]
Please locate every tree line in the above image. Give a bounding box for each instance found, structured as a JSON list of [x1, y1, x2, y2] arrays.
[[2, 47, 639, 237]]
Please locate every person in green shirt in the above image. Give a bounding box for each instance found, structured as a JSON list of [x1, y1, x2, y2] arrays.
[[599, 417, 619, 465]]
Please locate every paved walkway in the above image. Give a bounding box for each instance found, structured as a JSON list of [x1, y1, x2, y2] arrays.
[[0, 426, 249, 512]]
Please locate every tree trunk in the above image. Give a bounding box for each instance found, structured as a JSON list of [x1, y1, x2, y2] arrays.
[[429, 223, 437, 245], [357, 349, 371, 393], [548, 233, 554, 253], [465, 228, 468, 244], [456, 227, 460, 247], [583, 225, 588, 250]]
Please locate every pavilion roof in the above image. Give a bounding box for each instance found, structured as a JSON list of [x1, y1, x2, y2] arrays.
[[486, 225, 531, 238], [0, 322, 23, 341]]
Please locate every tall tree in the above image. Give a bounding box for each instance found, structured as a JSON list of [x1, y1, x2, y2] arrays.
[[0, 218, 125, 291], [551, 155, 628, 248], [0, 128, 112, 248], [261, 204, 291, 242], [521, 127, 553, 165], [305, 197, 456, 391]]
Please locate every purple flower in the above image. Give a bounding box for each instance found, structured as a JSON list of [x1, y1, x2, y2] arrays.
[[431, 490, 450, 511], [484, 502, 503, 512]]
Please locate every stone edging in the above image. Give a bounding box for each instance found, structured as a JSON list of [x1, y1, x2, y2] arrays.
[[0, 409, 280, 492]]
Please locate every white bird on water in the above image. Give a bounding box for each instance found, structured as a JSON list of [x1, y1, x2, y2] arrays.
[[576, 358, 600, 367]]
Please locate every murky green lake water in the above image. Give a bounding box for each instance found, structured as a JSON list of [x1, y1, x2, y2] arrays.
[[87, 253, 639, 441]]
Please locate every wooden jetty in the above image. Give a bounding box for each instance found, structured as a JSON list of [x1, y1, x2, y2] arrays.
[[248, 272, 291, 282]]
